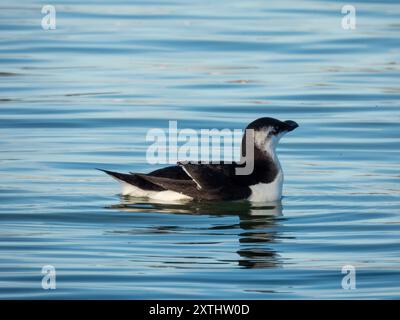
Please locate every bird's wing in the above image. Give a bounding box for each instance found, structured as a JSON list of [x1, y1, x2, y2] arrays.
[[177, 162, 234, 190], [135, 173, 199, 195], [131, 165, 190, 180], [176, 162, 251, 200]]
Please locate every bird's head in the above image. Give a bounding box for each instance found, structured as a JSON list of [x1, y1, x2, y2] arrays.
[[242, 117, 299, 157]]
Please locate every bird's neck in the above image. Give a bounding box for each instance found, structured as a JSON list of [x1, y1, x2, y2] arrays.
[[263, 141, 281, 171], [237, 146, 280, 184], [240, 133, 282, 183]]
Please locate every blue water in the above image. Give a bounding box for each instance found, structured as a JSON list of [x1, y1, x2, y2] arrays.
[[1, 0, 400, 299]]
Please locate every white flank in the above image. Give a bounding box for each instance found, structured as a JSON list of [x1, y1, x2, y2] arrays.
[[120, 182, 153, 197], [150, 190, 192, 201], [115, 178, 192, 201]]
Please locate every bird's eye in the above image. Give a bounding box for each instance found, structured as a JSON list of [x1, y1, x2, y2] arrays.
[[268, 126, 278, 136]]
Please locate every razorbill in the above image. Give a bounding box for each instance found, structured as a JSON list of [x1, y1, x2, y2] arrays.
[[99, 117, 298, 202]]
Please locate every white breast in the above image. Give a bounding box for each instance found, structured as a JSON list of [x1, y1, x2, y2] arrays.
[[247, 171, 283, 202]]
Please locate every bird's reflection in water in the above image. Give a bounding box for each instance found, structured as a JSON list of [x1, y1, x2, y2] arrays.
[[109, 197, 283, 269], [237, 213, 281, 269]]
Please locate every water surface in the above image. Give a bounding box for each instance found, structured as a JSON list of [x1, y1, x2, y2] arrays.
[[0, 0, 400, 299]]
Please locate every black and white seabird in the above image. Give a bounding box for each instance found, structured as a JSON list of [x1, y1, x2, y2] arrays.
[[99, 117, 298, 202]]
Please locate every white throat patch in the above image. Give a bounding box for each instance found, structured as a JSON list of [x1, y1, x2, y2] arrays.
[[253, 127, 286, 158], [249, 127, 286, 202]]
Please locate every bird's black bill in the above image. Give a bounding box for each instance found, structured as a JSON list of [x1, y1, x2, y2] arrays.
[[284, 120, 299, 132]]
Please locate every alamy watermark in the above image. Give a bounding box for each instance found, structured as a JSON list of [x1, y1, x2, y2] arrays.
[[41, 5, 56, 30], [41, 265, 56, 289], [40, 5, 357, 31], [341, 265, 356, 290], [146, 121, 255, 175], [341, 5, 356, 30]]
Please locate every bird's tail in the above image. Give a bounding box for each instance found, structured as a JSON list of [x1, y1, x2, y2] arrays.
[[97, 168, 164, 191]]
